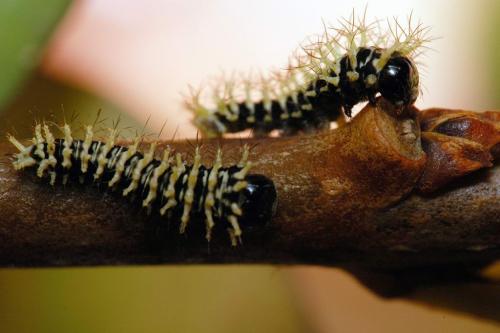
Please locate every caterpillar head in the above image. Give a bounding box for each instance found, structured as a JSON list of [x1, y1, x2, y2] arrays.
[[238, 174, 277, 228], [378, 54, 419, 108]]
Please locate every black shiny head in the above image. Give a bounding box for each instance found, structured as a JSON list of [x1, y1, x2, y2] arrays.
[[378, 55, 419, 107], [238, 174, 277, 228]]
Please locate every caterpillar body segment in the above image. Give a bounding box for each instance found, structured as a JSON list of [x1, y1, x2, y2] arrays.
[[187, 12, 431, 137], [8, 124, 277, 246]]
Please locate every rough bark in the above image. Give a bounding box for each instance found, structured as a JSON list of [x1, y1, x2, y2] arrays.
[[0, 100, 498, 269]]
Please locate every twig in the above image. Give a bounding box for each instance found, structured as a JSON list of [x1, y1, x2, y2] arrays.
[[0, 100, 498, 269]]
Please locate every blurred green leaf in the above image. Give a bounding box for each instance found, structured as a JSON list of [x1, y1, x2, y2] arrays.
[[0, 0, 70, 112]]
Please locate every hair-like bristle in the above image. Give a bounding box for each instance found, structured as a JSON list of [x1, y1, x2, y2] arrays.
[[7, 122, 272, 246], [187, 10, 434, 137], [298, 11, 433, 75]]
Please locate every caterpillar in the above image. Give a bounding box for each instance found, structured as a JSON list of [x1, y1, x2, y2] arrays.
[[6, 122, 277, 246], [187, 12, 432, 137]]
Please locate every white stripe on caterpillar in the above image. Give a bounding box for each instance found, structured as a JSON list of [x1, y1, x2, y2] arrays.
[[7, 123, 277, 246], [187, 10, 433, 137]]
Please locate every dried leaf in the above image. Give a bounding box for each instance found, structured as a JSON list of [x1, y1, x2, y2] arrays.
[[418, 132, 493, 193]]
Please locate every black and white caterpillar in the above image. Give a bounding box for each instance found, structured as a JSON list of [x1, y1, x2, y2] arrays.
[[7, 123, 277, 245], [187, 12, 431, 137]]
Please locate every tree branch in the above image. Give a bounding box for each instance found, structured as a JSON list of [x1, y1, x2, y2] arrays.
[[0, 100, 498, 269]]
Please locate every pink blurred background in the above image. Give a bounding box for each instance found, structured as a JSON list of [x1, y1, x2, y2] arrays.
[[1, 1, 499, 332], [43, 0, 498, 136]]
